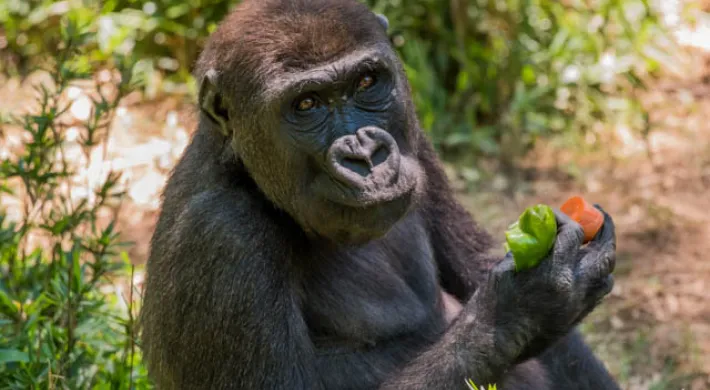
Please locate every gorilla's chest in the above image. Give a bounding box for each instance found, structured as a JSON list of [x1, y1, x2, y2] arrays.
[[300, 213, 444, 347]]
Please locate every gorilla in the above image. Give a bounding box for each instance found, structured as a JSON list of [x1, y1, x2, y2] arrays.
[[140, 1, 620, 389]]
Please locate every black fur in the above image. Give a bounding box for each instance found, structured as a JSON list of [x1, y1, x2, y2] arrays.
[[140, 1, 621, 389]]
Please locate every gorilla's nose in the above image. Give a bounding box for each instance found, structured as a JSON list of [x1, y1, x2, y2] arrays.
[[337, 128, 390, 177], [327, 127, 400, 187]]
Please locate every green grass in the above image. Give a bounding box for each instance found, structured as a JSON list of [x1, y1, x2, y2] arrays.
[[466, 379, 497, 390]]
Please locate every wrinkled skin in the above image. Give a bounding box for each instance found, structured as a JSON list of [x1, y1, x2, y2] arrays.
[[139, 1, 621, 389]]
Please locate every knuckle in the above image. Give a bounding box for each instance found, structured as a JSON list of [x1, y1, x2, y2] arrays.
[[597, 260, 608, 280], [584, 246, 616, 278], [590, 273, 614, 300], [570, 223, 585, 242], [558, 224, 584, 248], [587, 258, 608, 281], [591, 276, 615, 304], [553, 208, 571, 221], [605, 252, 616, 273], [492, 257, 514, 278], [553, 244, 578, 268], [595, 244, 616, 271], [597, 254, 611, 276], [551, 269, 574, 295]]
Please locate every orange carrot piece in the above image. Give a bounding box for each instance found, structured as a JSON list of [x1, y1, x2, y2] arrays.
[[560, 196, 604, 243]]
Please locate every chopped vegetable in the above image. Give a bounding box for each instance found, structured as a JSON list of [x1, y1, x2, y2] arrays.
[[560, 196, 604, 243], [504, 204, 557, 271], [504, 196, 605, 272]]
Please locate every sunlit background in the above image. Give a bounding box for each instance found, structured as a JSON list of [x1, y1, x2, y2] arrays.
[[1, 0, 709, 389]]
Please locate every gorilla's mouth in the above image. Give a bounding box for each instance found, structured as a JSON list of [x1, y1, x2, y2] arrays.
[[310, 154, 419, 209], [307, 171, 418, 243], [313, 175, 416, 210], [310, 126, 419, 209]]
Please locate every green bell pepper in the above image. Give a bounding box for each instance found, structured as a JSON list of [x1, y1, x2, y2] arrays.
[[504, 204, 557, 271]]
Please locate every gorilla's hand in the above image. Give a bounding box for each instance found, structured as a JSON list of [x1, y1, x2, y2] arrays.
[[477, 205, 616, 362]]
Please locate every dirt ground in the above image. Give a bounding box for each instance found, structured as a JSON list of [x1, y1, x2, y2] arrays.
[[2, 17, 710, 390]]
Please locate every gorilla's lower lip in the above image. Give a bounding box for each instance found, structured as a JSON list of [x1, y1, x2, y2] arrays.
[[311, 172, 417, 209]]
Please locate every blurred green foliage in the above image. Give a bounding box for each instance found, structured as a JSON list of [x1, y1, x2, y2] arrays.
[[0, 0, 670, 171], [0, 17, 150, 389], [367, 0, 666, 169]]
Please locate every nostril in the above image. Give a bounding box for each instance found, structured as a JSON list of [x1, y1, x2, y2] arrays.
[[340, 157, 371, 177], [371, 146, 389, 168]]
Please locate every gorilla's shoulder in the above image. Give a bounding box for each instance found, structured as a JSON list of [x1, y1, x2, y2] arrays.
[[153, 187, 278, 251], [186, 187, 272, 226]]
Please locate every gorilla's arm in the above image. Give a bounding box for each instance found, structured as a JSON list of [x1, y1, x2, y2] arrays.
[[417, 138, 500, 301], [141, 190, 321, 390]]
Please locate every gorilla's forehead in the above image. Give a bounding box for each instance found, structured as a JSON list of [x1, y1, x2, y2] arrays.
[[204, 1, 387, 71], [254, 1, 386, 63], [262, 45, 398, 101]]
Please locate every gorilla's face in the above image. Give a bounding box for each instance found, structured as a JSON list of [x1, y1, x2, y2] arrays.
[[197, 7, 425, 243], [273, 48, 423, 242]]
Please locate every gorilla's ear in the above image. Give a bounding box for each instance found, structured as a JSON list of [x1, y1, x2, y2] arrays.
[[375, 14, 389, 31], [198, 68, 230, 135]]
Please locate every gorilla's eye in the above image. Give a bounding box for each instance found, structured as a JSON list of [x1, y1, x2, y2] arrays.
[[357, 74, 376, 91], [296, 96, 317, 112]]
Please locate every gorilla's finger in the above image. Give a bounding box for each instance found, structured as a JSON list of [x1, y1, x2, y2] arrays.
[[585, 207, 616, 255], [587, 275, 614, 305], [553, 207, 578, 227], [551, 208, 584, 265], [492, 252, 517, 276], [578, 243, 616, 282], [592, 203, 607, 214]]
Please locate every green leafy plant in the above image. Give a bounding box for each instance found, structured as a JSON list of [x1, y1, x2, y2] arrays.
[[0, 16, 150, 389], [466, 378, 498, 390]]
